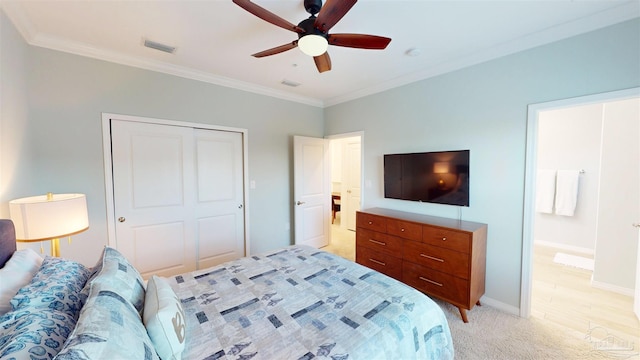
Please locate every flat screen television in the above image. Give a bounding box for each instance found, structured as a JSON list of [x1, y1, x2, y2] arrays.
[[384, 150, 470, 206]]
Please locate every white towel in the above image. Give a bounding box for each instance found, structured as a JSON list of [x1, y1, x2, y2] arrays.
[[535, 169, 556, 214], [555, 170, 580, 216]]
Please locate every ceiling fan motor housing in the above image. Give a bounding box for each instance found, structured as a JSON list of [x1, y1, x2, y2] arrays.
[[298, 17, 327, 40], [304, 0, 322, 15]]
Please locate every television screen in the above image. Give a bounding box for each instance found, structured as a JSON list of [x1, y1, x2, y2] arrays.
[[384, 150, 470, 206]]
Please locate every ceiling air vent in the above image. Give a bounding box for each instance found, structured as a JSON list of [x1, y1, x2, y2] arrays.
[[143, 39, 176, 54], [281, 79, 301, 87]]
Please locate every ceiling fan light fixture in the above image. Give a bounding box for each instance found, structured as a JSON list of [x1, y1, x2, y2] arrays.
[[298, 34, 328, 57]]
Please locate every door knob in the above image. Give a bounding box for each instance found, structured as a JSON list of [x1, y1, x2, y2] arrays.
[[296, 201, 305, 205], [238, 204, 243, 209], [118, 217, 126, 223]]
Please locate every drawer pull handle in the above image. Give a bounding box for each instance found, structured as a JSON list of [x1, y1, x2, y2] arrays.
[[401, 228, 405, 232], [369, 258, 386, 266], [420, 254, 444, 262], [441, 237, 447, 241], [369, 239, 386, 246], [419, 277, 443, 287], [368, 221, 373, 225]]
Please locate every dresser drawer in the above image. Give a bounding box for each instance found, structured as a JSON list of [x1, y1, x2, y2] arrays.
[[402, 261, 469, 306], [356, 212, 387, 233], [387, 219, 422, 241], [356, 246, 402, 280], [403, 240, 470, 280], [356, 228, 403, 256], [423, 226, 471, 253]]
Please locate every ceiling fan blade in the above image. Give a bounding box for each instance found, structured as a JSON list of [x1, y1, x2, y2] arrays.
[[314, 0, 357, 32], [328, 34, 391, 50], [233, 0, 303, 33], [314, 52, 332, 73], [252, 42, 298, 58]]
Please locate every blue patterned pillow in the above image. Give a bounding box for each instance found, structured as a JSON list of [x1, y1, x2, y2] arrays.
[[0, 308, 77, 359], [10, 257, 90, 319], [82, 247, 146, 316], [55, 281, 160, 360], [78, 247, 106, 300]]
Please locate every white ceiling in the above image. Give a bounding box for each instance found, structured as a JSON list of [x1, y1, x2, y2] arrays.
[[3, 0, 639, 107]]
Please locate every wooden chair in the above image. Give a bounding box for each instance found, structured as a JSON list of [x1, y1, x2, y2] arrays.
[[331, 195, 341, 224]]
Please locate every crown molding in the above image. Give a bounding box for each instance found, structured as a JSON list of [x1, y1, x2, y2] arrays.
[[35, 32, 325, 107], [3, 1, 638, 109], [1, 1, 38, 41], [1, 2, 324, 108], [324, 1, 640, 107]]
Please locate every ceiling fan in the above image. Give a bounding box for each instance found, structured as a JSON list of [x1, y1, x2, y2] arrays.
[[232, 0, 392, 73]]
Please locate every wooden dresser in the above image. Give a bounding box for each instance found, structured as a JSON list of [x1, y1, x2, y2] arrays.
[[356, 207, 487, 323]]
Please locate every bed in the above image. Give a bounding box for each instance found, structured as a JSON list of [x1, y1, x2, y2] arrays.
[[0, 219, 454, 359]]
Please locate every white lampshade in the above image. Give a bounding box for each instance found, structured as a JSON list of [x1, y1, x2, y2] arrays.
[[298, 34, 328, 57], [9, 193, 89, 241]]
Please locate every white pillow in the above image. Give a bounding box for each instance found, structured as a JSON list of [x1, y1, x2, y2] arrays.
[[0, 248, 44, 315], [143, 275, 186, 360]]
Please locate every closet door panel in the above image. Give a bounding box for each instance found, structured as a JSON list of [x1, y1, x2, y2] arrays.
[[194, 130, 245, 269], [111, 120, 196, 278]]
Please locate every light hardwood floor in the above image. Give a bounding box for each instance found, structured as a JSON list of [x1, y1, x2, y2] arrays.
[[323, 214, 355, 262], [323, 220, 640, 355], [531, 244, 639, 349]]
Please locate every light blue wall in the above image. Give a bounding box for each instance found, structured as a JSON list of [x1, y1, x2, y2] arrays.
[[0, 10, 324, 264], [324, 19, 640, 309], [0, 11, 33, 202]]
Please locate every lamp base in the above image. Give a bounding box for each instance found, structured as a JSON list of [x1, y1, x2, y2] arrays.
[[51, 238, 60, 257]]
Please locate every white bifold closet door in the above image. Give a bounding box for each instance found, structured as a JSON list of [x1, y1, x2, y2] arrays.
[[110, 119, 245, 278]]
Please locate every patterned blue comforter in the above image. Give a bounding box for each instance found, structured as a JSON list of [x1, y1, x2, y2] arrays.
[[166, 245, 454, 360]]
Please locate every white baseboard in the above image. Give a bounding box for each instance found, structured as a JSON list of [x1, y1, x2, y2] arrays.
[[479, 296, 520, 316], [590, 279, 634, 297], [534, 240, 594, 256]]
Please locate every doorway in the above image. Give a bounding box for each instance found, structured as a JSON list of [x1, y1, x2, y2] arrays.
[[520, 89, 640, 340], [324, 132, 362, 260]]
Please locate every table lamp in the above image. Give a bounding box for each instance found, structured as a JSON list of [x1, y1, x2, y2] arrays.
[[9, 193, 89, 257]]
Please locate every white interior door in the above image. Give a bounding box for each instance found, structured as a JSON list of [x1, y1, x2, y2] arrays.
[[294, 136, 330, 248], [344, 139, 361, 231], [194, 129, 245, 269], [111, 120, 197, 277]]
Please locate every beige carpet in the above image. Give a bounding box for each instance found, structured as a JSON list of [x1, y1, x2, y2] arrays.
[[435, 299, 639, 360]]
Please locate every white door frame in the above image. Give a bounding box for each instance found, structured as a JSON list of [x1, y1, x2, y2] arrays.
[[326, 131, 364, 241], [520, 87, 640, 318], [101, 113, 251, 255]]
